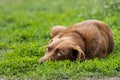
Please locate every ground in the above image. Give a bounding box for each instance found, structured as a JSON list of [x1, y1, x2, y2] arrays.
[[0, 0, 120, 79]]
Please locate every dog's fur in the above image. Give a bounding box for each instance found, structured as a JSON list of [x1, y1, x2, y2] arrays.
[[39, 20, 114, 63], [50, 25, 67, 38]]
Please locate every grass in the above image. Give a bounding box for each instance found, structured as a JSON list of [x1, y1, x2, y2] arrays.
[[0, 0, 120, 79]]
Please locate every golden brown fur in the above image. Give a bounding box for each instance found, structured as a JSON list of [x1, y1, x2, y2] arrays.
[[39, 20, 114, 63], [50, 25, 67, 38]]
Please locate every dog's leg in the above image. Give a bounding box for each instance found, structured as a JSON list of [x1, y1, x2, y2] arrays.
[[95, 48, 107, 58], [50, 26, 67, 38]]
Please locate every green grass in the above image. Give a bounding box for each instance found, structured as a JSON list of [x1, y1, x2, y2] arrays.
[[0, 0, 120, 79]]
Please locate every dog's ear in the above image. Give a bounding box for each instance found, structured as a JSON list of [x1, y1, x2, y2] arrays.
[[50, 26, 66, 38], [71, 46, 85, 60]]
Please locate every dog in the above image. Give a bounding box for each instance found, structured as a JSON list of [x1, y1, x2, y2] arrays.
[[39, 20, 114, 63]]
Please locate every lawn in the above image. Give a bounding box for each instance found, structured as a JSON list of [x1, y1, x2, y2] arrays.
[[0, 0, 120, 79]]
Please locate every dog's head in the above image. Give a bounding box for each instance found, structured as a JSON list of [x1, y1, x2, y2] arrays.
[[39, 37, 85, 63]]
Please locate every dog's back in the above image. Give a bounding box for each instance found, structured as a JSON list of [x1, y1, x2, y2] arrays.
[[59, 20, 114, 59], [75, 20, 114, 54]]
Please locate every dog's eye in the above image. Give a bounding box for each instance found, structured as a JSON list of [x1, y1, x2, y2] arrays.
[[55, 49, 63, 56], [57, 52, 62, 56]]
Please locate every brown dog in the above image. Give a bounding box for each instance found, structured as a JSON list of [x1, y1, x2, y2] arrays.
[[39, 20, 114, 63]]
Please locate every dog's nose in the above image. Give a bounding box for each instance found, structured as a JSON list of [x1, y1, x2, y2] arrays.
[[39, 59, 44, 64], [38, 57, 47, 64]]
